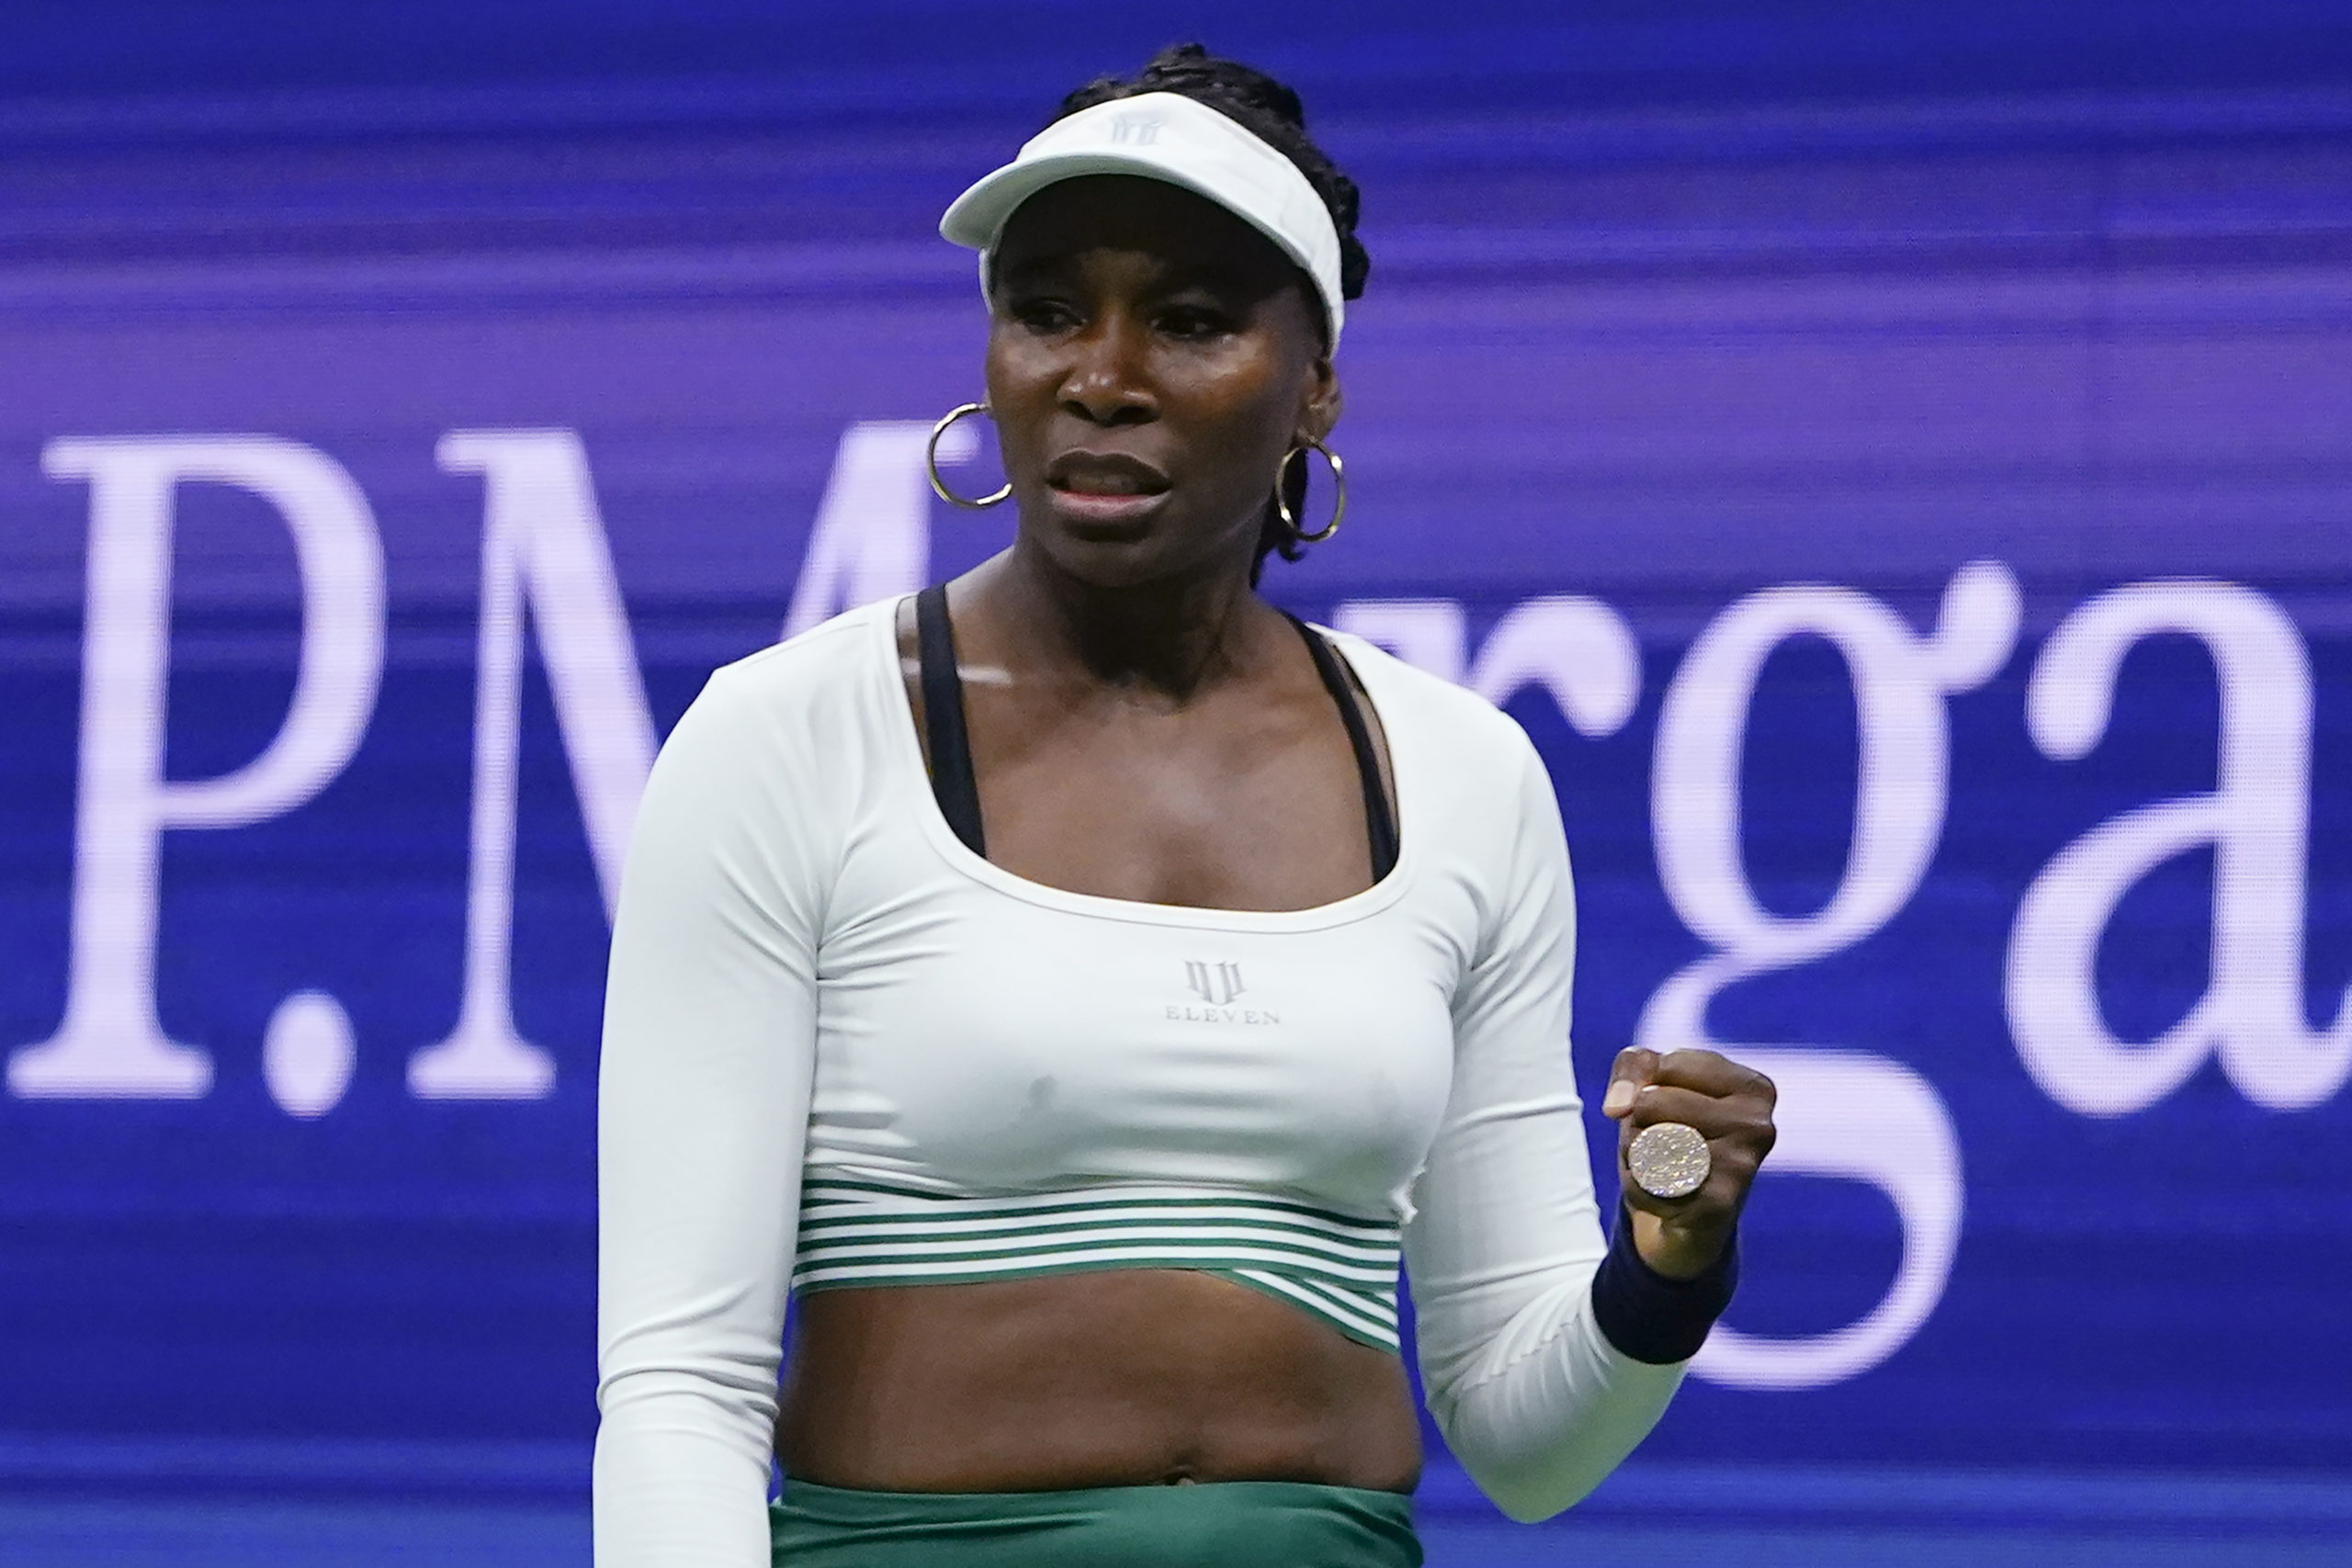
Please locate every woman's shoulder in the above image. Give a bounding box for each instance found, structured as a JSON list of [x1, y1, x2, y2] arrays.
[[1318, 624, 1544, 776], [684, 599, 896, 730], [1318, 626, 1562, 872], [714, 596, 894, 696], [656, 598, 899, 783]]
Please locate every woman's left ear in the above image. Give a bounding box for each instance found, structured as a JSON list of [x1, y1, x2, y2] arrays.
[[1300, 362, 1344, 445]]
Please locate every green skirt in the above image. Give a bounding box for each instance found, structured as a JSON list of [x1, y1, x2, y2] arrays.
[[770, 1476, 1422, 1566]]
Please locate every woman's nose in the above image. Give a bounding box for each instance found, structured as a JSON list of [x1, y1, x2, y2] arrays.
[[1058, 314, 1156, 426]]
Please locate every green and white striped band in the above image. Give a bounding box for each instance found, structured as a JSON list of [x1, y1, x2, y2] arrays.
[[792, 1176, 1403, 1354]]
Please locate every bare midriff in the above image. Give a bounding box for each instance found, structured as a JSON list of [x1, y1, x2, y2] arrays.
[[775, 1270, 1423, 1494]]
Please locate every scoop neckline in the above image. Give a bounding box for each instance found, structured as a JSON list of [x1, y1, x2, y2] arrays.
[[871, 593, 1416, 933]]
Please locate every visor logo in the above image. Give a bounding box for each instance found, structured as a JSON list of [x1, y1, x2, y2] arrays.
[[1109, 114, 1163, 146]]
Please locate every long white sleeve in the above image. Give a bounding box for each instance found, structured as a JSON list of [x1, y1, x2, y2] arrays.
[[1402, 733, 1690, 1523], [594, 661, 831, 1567]]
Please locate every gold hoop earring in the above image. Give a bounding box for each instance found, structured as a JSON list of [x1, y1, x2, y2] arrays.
[[1274, 437, 1346, 543], [926, 402, 1012, 509]]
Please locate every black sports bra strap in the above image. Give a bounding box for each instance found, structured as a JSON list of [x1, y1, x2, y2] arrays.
[[914, 584, 987, 855], [1284, 614, 1401, 883]]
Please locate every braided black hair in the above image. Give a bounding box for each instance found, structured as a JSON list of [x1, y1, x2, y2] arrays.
[[1049, 44, 1367, 582]]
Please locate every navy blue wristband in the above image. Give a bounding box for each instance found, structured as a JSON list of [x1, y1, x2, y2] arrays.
[[1589, 1202, 1739, 1365]]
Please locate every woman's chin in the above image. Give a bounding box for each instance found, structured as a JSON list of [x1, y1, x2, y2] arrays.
[[1044, 484, 1171, 536], [1027, 524, 1193, 591], [1015, 490, 1257, 591], [1027, 491, 1167, 575]]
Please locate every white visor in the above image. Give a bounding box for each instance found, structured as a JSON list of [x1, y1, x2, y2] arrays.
[[939, 90, 1345, 348]]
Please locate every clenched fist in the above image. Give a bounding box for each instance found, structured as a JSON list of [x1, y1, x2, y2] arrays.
[[1601, 1047, 1778, 1280]]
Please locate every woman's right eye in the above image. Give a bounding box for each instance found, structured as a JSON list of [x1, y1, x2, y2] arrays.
[[1010, 298, 1080, 332]]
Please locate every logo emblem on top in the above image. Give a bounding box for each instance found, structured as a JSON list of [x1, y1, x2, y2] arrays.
[[1184, 961, 1245, 1007]]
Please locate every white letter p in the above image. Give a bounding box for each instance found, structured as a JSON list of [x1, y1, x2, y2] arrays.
[[9, 437, 385, 1100]]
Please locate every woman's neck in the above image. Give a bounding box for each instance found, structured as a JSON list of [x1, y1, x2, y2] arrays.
[[972, 538, 1274, 703]]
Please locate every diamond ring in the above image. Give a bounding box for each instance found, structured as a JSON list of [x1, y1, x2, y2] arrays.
[[1627, 1122, 1711, 1200]]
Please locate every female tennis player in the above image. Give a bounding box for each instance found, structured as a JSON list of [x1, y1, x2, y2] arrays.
[[594, 44, 1778, 1566]]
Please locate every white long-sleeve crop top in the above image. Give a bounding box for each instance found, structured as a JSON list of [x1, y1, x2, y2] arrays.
[[594, 597, 1700, 1565]]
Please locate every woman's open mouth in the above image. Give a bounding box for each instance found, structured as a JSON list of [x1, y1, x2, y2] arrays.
[[1045, 451, 1172, 527]]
